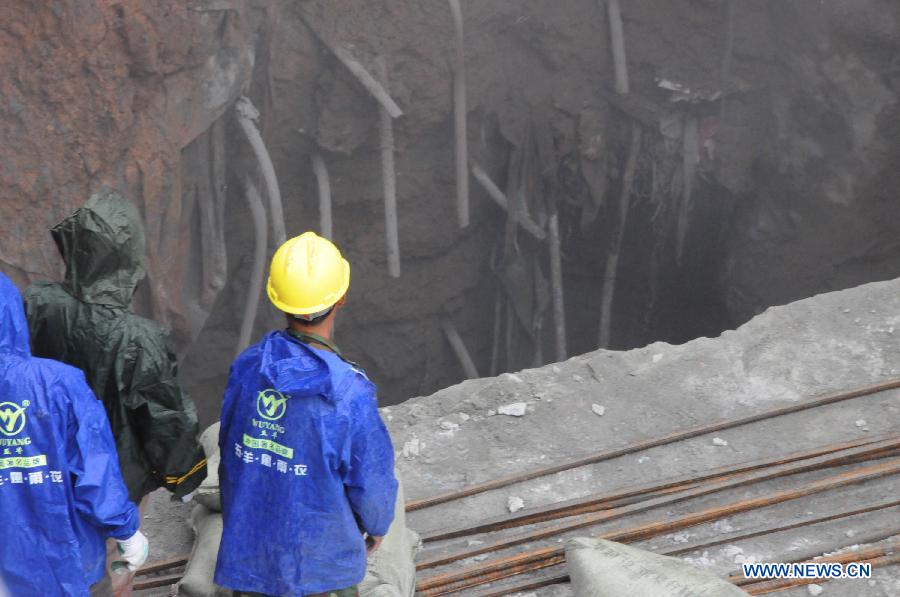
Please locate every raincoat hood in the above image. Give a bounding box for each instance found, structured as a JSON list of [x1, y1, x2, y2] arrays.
[[51, 190, 146, 307], [258, 332, 336, 401], [0, 272, 30, 358]]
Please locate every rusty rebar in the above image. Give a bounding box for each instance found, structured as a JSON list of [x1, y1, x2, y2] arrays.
[[469, 500, 900, 596], [406, 377, 900, 511], [416, 438, 900, 570], [421, 432, 885, 543], [415, 456, 900, 594], [743, 543, 900, 594]]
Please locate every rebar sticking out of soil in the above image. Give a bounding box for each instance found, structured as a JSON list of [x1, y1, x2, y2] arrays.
[[606, 0, 630, 94], [470, 160, 546, 241], [332, 45, 403, 119], [311, 152, 332, 240], [236, 178, 268, 357], [377, 56, 401, 278], [235, 97, 286, 246], [440, 316, 479, 380], [296, 11, 403, 118], [598, 123, 641, 348], [448, 0, 470, 228], [547, 198, 567, 361]]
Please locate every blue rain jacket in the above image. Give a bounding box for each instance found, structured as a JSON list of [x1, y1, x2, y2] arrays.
[[0, 273, 139, 596], [215, 331, 398, 596]]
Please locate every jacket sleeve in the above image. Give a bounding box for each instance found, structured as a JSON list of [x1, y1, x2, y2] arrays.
[[128, 333, 207, 499], [66, 372, 140, 541], [342, 378, 398, 537]]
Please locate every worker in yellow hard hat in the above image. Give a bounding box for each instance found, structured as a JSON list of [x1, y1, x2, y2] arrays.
[[267, 230, 351, 335], [215, 232, 398, 597]]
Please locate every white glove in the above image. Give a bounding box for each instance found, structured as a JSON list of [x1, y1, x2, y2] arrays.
[[115, 530, 149, 573]]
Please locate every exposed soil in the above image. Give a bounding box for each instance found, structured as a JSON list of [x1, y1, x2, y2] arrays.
[[2, 0, 900, 427]]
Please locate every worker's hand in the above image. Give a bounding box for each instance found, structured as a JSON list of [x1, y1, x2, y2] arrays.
[[114, 530, 150, 572], [366, 534, 384, 555]]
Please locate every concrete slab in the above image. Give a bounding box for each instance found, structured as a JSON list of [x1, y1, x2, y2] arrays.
[[392, 278, 900, 594]]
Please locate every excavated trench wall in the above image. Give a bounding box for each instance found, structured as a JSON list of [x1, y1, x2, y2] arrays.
[[2, 0, 900, 425]]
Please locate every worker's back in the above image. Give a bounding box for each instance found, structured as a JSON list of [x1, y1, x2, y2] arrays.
[[24, 190, 206, 502], [215, 330, 397, 597], [0, 272, 139, 595]]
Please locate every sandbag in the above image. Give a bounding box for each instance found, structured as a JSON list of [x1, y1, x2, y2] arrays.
[[194, 422, 221, 511], [567, 538, 748, 597], [178, 504, 230, 597], [359, 476, 420, 597]]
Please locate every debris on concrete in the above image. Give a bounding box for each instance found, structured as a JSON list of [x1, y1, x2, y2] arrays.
[[722, 545, 745, 564], [712, 437, 729, 446], [712, 519, 735, 534], [808, 583, 824, 596], [498, 402, 528, 417], [507, 496, 525, 513], [439, 420, 460, 432], [683, 551, 716, 568], [402, 437, 421, 459], [591, 404, 606, 416]]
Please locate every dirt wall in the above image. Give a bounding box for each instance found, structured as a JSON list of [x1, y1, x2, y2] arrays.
[[0, 0, 264, 340], [3, 0, 900, 424]]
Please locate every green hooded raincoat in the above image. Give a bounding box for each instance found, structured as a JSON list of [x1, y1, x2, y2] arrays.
[[25, 191, 206, 501]]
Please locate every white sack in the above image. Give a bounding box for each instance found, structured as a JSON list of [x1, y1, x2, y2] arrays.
[[178, 504, 230, 597], [195, 422, 221, 512], [567, 538, 748, 597], [359, 476, 420, 597]]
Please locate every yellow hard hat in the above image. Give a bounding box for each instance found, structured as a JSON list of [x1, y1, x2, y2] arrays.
[[266, 232, 350, 316]]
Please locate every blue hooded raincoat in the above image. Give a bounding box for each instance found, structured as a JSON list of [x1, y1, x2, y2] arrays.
[[0, 272, 139, 596], [215, 331, 398, 596]]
